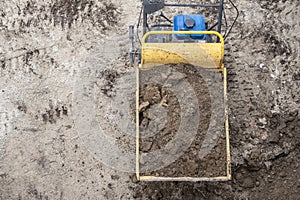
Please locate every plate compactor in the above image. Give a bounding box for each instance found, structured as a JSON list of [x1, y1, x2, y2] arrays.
[[129, 0, 238, 182]]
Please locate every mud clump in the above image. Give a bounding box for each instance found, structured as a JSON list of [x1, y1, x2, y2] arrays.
[[139, 83, 180, 152], [99, 69, 120, 97]]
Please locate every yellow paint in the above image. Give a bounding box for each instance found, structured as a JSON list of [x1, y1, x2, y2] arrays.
[[139, 176, 230, 182], [136, 65, 140, 180], [141, 31, 224, 69], [223, 67, 231, 180]]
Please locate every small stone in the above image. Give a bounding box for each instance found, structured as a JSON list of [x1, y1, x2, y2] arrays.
[[250, 132, 256, 139], [259, 117, 267, 125], [111, 175, 120, 180], [130, 175, 138, 183], [255, 181, 260, 187], [261, 132, 268, 140], [139, 101, 150, 112], [257, 117, 267, 128], [140, 141, 153, 152], [159, 95, 168, 107]]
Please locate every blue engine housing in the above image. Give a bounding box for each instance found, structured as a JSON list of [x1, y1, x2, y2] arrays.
[[173, 14, 206, 40]]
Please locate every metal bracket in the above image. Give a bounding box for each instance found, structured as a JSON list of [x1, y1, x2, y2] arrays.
[[129, 25, 135, 64], [129, 25, 141, 65]]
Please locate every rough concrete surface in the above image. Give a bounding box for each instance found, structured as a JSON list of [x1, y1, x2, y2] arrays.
[[0, 0, 299, 199]]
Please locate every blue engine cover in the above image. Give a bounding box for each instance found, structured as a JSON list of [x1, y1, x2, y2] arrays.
[[173, 14, 206, 40]]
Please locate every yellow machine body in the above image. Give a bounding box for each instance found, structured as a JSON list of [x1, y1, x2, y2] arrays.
[[140, 31, 224, 70]]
